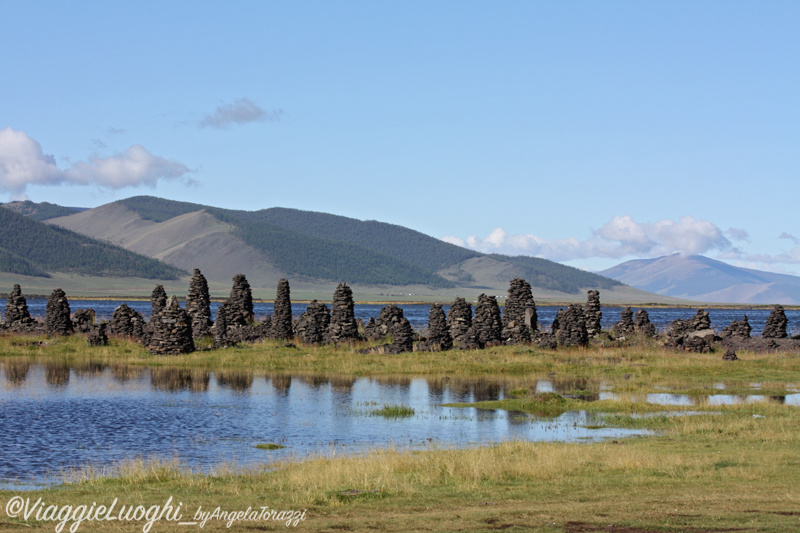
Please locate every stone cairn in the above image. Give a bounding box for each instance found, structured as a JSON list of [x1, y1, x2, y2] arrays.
[[664, 310, 715, 353], [584, 290, 602, 338], [151, 285, 167, 317], [106, 304, 146, 339], [148, 296, 195, 355], [227, 274, 254, 326], [4, 284, 35, 329], [423, 303, 452, 351], [763, 305, 788, 339], [388, 316, 415, 353], [501, 278, 537, 344], [447, 297, 473, 347], [722, 348, 739, 361], [45, 288, 73, 336], [613, 306, 634, 336], [213, 302, 233, 348], [721, 315, 752, 341], [327, 283, 359, 343], [72, 309, 96, 333], [472, 294, 502, 347], [270, 278, 293, 339], [633, 309, 657, 337], [556, 304, 588, 348], [294, 300, 331, 344], [689, 309, 712, 331], [87, 323, 108, 347], [365, 305, 405, 341], [186, 268, 212, 338]]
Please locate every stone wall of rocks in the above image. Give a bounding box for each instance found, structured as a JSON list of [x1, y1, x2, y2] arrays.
[[294, 300, 331, 344], [148, 296, 195, 355], [72, 309, 95, 333]]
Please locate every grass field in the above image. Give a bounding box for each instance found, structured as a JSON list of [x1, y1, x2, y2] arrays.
[[1, 333, 799, 532]]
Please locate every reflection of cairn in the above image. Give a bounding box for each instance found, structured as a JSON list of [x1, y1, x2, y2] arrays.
[[151, 368, 210, 392], [294, 300, 331, 344], [46, 362, 70, 386], [106, 304, 146, 339], [613, 306, 634, 336], [148, 296, 195, 355], [689, 309, 711, 331], [270, 279, 293, 339], [5, 284, 35, 327], [425, 303, 452, 350], [327, 283, 359, 342], [87, 323, 108, 347], [228, 274, 254, 326], [584, 290, 602, 338], [151, 285, 167, 317], [502, 278, 537, 344], [72, 309, 96, 333], [45, 288, 73, 335], [213, 301, 233, 348], [556, 304, 588, 347], [187, 268, 213, 338], [721, 315, 752, 340], [473, 294, 502, 347], [633, 309, 657, 337], [447, 297, 472, 347], [763, 305, 788, 339]]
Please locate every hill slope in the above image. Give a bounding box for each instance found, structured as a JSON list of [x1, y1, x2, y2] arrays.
[[0, 206, 187, 280], [41, 195, 637, 300], [600, 254, 800, 304]]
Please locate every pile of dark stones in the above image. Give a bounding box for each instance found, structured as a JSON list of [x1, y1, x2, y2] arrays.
[[270, 278, 293, 339], [147, 296, 195, 355], [763, 305, 788, 338], [584, 290, 602, 338], [501, 278, 537, 344], [555, 304, 588, 348], [227, 274, 254, 326], [107, 304, 146, 339], [187, 269, 212, 338], [417, 303, 452, 351], [447, 297, 473, 348], [327, 283, 359, 343], [472, 294, 502, 347], [294, 300, 330, 344], [45, 289, 73, 336]]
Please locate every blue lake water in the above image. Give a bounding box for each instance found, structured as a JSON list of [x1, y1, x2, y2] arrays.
[[11, 299, 800, 336]]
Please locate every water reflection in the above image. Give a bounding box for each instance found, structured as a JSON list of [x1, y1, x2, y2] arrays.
[[150, 368, 210, 392], [3, 361, 30, 386], [215, 371, 253, 392], [45, 362, 70, 387]]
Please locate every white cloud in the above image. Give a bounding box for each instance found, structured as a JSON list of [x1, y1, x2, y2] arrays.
[[0, 127, 192, 198], [441, 215, 735, 261], [779, 232, 799, 245], [200, 98, 282, 129]]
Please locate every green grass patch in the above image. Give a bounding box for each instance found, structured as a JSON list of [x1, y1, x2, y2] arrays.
[[254, 443, 286, 450], [369, 404, 415, 418]]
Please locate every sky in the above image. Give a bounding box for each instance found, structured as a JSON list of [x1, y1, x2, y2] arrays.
[[1, 1, 798, 274]]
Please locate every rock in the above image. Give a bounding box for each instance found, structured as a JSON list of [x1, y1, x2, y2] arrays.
[[388, 316, 415, 353], [362, 306, 416, 354], [227, 274, 254, 326], [270, 278, 293, 339], [689, 309, 711, 331], [473, 294, 502, 347], [294, 300, 331, 344], [423, 303, 452, 351], [87, 322, 108, 347], [327, 283, 359, 343], [447, 297, 473, 347], [4, 284, 35, 327], [584, 290, 602, 338], [633, 309, 656, 337], [366, 305, 406, 341], [722, 348, 739, 361], [187, 268, 213, 338], [213, 301, 234, 348], [72, 308, 96, 333], [721, 315, 752, 340], [148, 296, 195, 355], [106, 304, 146, 339], [763, 305, 788, 339], [551, 308, 564, 335], [502, 278, 537, 344], [45, 288, 73, 336], [613, 306, 634, 336], [556, 304, 588, 348], [151, 285, 167, 317]]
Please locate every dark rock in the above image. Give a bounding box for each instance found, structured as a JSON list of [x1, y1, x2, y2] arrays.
[[187, 268, 212, 338], [213, 301, 234, 348], [366, 305, 406, 341], [45, 288, 73, 336], [227, 274, 254, 326], [556, 304, 588, 348], [447, 297, 473, 347], [327, 283, 359, 343], [722, 348, 739, 361], [422, 303, 452, 351], [294, 300, 331, 344], [763, 305, 788, 339], [551, 308, 564, 335], [721, 315, 752, 340], [72, 309, 96, 333], [363, 317, 379, 340], [502, 278, 537, 344], [4, 284, 35, 327], [106, 304, 146, 339], [473, 294, 502, 347], [151, 285, 167, 317], [633, 309, 657, 337], [612, 306, 634, 336], [689, 309, 711, 331], [388, 317, 415, 353], [148, 296, 194, 355], [584, 290, 602, 338], [87, 322, 108, 347], [270, 278, 293, 339]]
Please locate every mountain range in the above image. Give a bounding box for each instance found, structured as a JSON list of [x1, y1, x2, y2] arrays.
[[600, 254, 800, 305], [0, 196, 668, 302]]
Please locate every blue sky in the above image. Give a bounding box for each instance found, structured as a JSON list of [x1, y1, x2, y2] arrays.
[[1, 1, 798, 273]]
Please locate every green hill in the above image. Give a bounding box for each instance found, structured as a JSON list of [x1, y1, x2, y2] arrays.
[[0, 206, 187, 280], [0, 200, 84, 221]]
